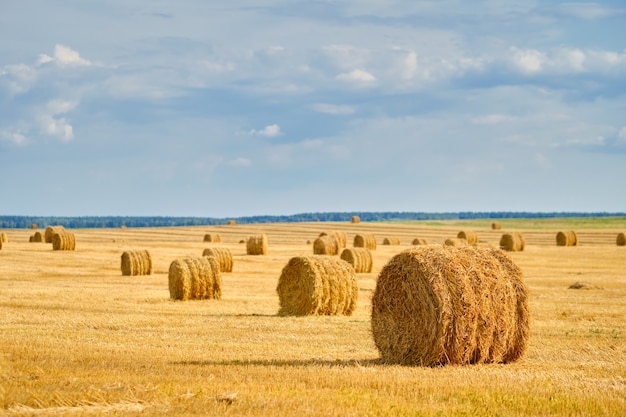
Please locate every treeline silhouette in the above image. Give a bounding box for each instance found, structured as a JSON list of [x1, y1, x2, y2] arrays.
[[1, 211, 624, 229]]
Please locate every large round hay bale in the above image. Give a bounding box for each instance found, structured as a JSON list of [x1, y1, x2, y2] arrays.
[[276, 255, 358, 316], [121, 250, 152, 276], [617, 232, 626, 246], [52, 231, 76, 251], [203, 233, 221, 243], [168, 256, 222, 300], [457, 230, 478, 245], [444, 238, 466, 247], [246, 234, 268, 255], [202, 247, 234, 273], [45, 226, 65, 243], [354, 233, 376, 250], [340, 248, 373, 273], [371, 245, 529, 366], [30, 231, 45, 243], [1, 232, 8, 243], [491, 222, 502, 230], [556, 230, 577, 246], [500, 232, 525, 252], [411, 237, 429, 246], [319, 231, 347, 248], [313, 235, 340, 255], [382, 237, 401, 246], [351, 216, 360, 223]]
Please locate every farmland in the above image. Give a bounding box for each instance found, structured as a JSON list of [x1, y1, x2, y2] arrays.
[[1, 219, 625, 416]]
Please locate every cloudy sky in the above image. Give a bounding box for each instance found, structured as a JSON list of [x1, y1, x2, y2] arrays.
[[1, 1, 625, 217]]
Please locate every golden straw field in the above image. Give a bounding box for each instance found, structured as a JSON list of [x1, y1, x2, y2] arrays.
[[1, 218, 625, 416]]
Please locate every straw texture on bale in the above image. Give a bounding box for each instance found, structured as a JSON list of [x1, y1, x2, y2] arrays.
[[203, 233, 222, 243], [457, 230, 478, 244], [45, 226, 65, 243], [371, 245, 529, 366], [246, 234, 268, 255], [340, 248, 373, 273], [491, 222, 502, 230], [313, 235, 340, 255], [383, 237, 401, 246], [319, 231, 347, 248], [351, 216, 360, 223], [556, 230, 578, 246], [168, 256, 222, 301], [121, 250, 152, 276], [354, 233, 377, 250], [500, 232, 526, 252], [617, 232, 626, 246], [202, 247, 234, 273], [1, 232, 8, 243], [52, 231, 76, 251], [412, 238, 429, 246], [276, 255, 358, 316], [30, 231, 44, 243], [445, 238, 467, 247]]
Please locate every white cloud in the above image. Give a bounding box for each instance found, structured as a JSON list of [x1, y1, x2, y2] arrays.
[[249, 124, 282, 137], [402, 51, 418, 80], [472, 114, 516, 125], [557, 3, 624, 19], [0, 130, 27, 146], [226, 157, 252, 167], [36, 100, 78, 142], [0, 63, 37, 95], [336, 69, 376, 83], [37, 44, 91, 67], [311, 103, 355, 115], [511, 48, 546, 74], [616, 127, 626, 144]]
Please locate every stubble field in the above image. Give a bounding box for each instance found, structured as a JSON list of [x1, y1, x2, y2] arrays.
[[1, 218, 625, 416]]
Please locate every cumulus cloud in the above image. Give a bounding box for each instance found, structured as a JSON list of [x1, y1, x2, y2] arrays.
[[0, 63, 38, 95], [38, 44, 92, 67], [336, 69, 376, 83], [249, 124, 282, 137], [472, 114, 516, 125], [36, 100, 78, 142], [511, 48, 546, 74], [311, 103, 355, 115], [0, 129, 27, 146]]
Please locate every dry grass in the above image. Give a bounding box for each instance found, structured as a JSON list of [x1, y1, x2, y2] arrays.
[[0, 219, 625, 416]]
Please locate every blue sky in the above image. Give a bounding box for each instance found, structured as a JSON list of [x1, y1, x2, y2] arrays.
[[1, 1, 625, 217]]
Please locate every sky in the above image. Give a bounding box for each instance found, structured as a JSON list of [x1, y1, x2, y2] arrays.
[[1, 1, 625, 217]]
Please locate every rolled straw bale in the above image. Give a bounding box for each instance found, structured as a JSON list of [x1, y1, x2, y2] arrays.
[[354, 233, 377, 250], [617, 232, 626, 246], [0, 232, 7, 243], [30, 231, 44, 243], [31, 224, 38, 229], [351, 216, 360, 223], [500, 232, 526, 252], [52, 231, 76, 251], [45, 226, 65, 243], [276, 255, 358, 316], [121, 250, 152, 276], [168, 256, 222, 301], [371, 245, 529, 366], [246, 234, 268, 255], [29, 236, 34, 243], [556, 230, 578, 246], [457, 230, 478, 245], [0, 239, 2, 250], [227, 219, 236, 225], [340, 247, 373, 273], [314, 235, 340, 255], [202, 247, 233, 273], [319, 231, 347, 248], [203, 233, 222, 243], [491, 222, 502, 230], [445, 238, 466, 247], [412, 238, 429, 246], [383, 237, 401, 246]]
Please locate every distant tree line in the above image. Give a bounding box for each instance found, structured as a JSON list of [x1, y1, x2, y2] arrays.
[[0, 211, 625, 229]]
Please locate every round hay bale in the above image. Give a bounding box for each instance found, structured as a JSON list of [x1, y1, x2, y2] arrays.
[[499, 232, 525, 252], [354, 233, 376, 250], [246, 234, 268, 255], [29, 231, 45, 243], [168, 256, 222, 301], [45, 226, 65, 243], [121, 250, 152, 276], [203, 233, 222, 243], [52, 231, 76, 251], [340, 247, 373, 273], [556, 230, 577, 246], [371, 246, 529, 366], [313, 235, 340, 255], [444, 238, 466, 247], [382, 237, 401, 246], [29, 235, 34, 243], [457, 230, 478, 245], [1, 232, 8, 243], [202, 247, 234, 273], [411, 238, 429, 246], [31, 224, 38, 230], [351, 216, 360, 223], [227, 219, 236, 225], [616, 232, 625, 246], [491, 222, 502, 230], [319, 231, 347, 248], [276, 255, 358, 316]]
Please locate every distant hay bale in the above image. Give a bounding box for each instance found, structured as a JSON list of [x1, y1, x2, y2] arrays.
[[246, 234, 268, 255], [313, 235, 340, 255], [351, 216, 360, 223], [120, 225, 127, 230], [354, 234, 377, 250], [411, 238, 429, 246], [491, 222, 502, 230], [227, 219, 236, 225], [616, 232, 625, 246], [276, 255, 358, 316], [371, 246, 529, 366], [457, 230, 478, 245], [30, 231, 44, 243], [52, 231, 76, 251], [445, 238, 466, 247], [168, 256, 222, 301], [202, 247, 234, 273], [1, 232, 8, 243], [45, 226, 65, 243], [319, 231, 347, 248], [382, 237, 401, 246], [31, 224, 38, 230], [556, 230, 577, 246], [340, 248, 373, 273], [121, 250, 152, 276], [203, 233, 222, 243], [500, 232, 525, 252], [29, 236, 34, 243]]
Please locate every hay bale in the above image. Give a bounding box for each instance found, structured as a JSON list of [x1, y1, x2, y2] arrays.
[[202, 247, 234, 273], [351, 216, 360, 223], [354, 233, 377, 250], [444, 238, 466, 247], [382, 237, 401, 246], [168, 256, 222, 301], [319, 231, 347, 248], [411, 238, 429, 245], [276, 255, 358, 316], [227, 219, 236, 225], [29, 235, 34, 243], [52, 231, 76, 251], [313, 235, 340, 255], [121, 250, 152, 276], [556, 230, 577, 246], [616, 232, 625, 246], [371, 246, 529, 366], [0, 232, 8, 243], [499, 232, 525, 252], [29, 231, 44, 243], [457, 230, 478, 245], [203, 233, 222, 243], [31, 224, 38, 229], [340, 247, 373, 273], [246, 234, 268, 255], [491, 222, 502, 230], [45, 226, 65, 243]]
